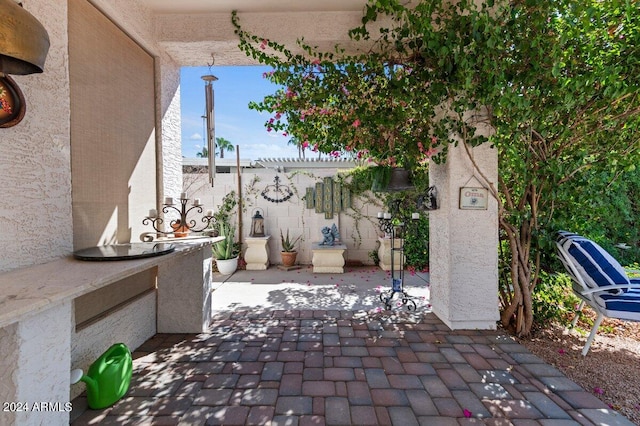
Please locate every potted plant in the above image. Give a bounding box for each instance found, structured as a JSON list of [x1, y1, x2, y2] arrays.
[[212, 223, 238, 275], [280, 229, 302, 267]]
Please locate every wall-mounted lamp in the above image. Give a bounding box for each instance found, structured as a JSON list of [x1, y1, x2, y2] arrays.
[[0, 0, 50, 75], [0, 0, 50, 128]]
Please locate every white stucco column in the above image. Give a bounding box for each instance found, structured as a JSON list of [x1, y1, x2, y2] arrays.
[[0, 302, 73, 426], [429, 141, 499, 329]]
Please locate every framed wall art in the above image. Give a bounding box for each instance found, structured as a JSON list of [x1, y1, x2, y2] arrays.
[[0, 75, 26, 128]]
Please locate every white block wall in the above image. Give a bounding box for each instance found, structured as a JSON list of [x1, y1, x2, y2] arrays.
[[184, 168, 386, 266]]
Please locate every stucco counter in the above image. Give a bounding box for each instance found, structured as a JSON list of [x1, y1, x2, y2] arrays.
[[0, 239, 215, 425]]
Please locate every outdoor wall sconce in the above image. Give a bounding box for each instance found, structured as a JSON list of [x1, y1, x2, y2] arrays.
[[249, 208, 265, 237], [0, 0, 50, 127], [418, 186, 438, 211]]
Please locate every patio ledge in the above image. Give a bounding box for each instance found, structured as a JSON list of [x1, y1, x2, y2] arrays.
[[0, 239, 213, 329]]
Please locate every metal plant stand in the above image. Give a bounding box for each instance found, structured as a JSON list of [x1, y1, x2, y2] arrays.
[[378, 205, 418, 311]]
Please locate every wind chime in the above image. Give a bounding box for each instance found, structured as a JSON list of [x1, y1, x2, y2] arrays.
[[201, 58, 217, 187]]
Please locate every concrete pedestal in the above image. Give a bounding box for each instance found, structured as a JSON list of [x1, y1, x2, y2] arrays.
[[378, 237, 404, 271], [157, 245, 213, 333], [244, 236, 271, 270], [312, 243, 346, 273]]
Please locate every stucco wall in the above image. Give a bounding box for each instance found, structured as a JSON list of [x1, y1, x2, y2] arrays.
[[70, 292, 156, 400], [0, 0, 180, 273], [0, 1, 72, 272], [183, 169, 386, 266]]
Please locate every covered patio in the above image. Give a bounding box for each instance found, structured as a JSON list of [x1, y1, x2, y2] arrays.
[[70, 267, 632, 425], [2, 0, 634, 425]]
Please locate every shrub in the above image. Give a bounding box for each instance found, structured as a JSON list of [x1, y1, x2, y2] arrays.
[[532, 271, 580, 328]]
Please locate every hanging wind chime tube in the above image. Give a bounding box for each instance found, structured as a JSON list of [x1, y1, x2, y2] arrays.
[[202, 74, 218, 186]]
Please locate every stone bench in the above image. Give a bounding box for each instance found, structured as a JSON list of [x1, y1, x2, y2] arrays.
[[311, 242, 346, 273]]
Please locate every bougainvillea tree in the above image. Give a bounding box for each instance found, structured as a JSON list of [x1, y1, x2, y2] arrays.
[[232, 0, 640, 335]]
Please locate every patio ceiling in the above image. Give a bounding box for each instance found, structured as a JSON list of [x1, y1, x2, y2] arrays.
[[138, 0, 369, 14], [137, 0, 372, 65]]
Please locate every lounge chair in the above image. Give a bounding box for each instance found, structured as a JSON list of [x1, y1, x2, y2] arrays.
[[555, 231, 640, 355]]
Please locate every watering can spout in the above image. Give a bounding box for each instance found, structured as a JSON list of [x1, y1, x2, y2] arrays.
[[71, 370, 100, 400]]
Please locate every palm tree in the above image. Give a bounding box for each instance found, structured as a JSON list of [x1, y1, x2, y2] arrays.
[[215, 137, 235, 159], [287, 136, 305, 159], [195, 146, 208, 158]]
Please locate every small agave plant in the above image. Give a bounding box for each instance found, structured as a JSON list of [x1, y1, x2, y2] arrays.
[[212, 223, 237, 260]]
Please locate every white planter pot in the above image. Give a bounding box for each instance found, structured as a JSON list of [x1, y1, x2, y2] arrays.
[[216, 257, 238, 275]]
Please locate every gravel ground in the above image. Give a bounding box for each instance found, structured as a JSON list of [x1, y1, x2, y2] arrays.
[[516, 313, 640, 425]]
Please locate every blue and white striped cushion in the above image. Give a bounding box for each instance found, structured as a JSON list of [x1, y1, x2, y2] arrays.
[[563, 237, 630, 294], [597, 286, 640, 317]]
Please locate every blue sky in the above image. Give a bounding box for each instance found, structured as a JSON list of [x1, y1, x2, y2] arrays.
[[180, 65, 301, 160]]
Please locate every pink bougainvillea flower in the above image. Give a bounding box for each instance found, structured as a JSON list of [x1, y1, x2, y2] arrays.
[[558, 348, 566, 355], [352, 119, 361, 128], [285, 87, 296, 99], [463, 409, 472, 418], [423, 147, 437, 159], [375, 306, 382, 313], [282, 132, 288, 137], [259, 39, 268, 50], [275, 112, 282, 120], [593, 387, 604, 395], [311, 58, 321, 65], [302, 141, 310, 149], [431, 135, 438, 144]]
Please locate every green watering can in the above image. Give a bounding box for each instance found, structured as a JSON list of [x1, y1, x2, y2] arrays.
[[71, 343, 133, 409]]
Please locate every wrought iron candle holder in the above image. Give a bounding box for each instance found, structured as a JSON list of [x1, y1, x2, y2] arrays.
[[377, 200, 420, 311], [143, 193, 216, 238]]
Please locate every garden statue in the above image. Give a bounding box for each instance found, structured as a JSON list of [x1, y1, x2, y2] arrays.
[[320, 224, 340, 246]]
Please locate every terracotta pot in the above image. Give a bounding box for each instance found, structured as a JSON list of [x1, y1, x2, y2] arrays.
[[171, 222, 190, 238], [281, 251, 297, 267]]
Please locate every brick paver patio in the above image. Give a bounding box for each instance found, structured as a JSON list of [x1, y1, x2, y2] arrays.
[[70, 308, 634, 425]]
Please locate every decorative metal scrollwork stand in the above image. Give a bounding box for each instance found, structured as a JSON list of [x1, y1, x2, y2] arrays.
[[376, 186, 438, 312], [142, 194, 216, 239], [378, 207, 419, 311]]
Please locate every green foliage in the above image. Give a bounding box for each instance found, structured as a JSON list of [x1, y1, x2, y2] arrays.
[[368, 248, 380, 265], [233, 0, 640, 336], [280, 229, 301, 252], [213, 191, 238, 230], [531, 272, 580, 327], [384, 191, 430, 271], [212, 223, 238, 260]]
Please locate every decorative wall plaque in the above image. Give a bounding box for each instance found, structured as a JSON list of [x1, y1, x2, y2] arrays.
[[459, 187, 488, 210]]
